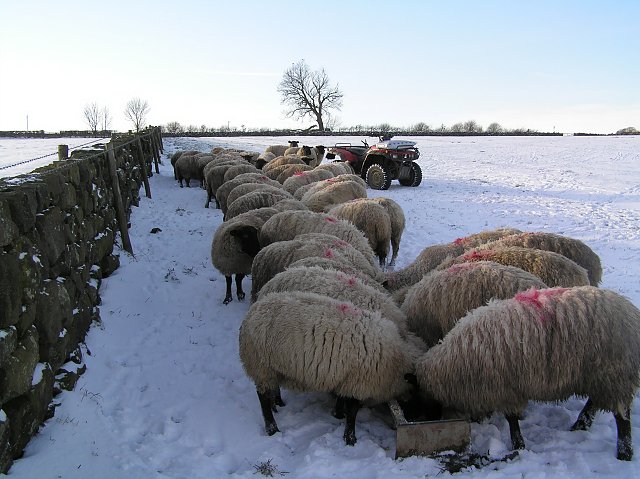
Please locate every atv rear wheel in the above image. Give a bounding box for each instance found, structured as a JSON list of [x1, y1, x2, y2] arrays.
[[399, 162, 422, 187], [366, 163, 392, 190]]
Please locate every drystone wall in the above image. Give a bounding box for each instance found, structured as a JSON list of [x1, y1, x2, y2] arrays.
[[0, 131, 160, 472]]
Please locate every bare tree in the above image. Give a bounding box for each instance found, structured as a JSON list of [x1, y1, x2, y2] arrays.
[[165, 121, 184, 134], [101, 106, 112, 132], [83, 103, 100, 134], [486, 122, 503, 134], [463, 120, 483, 133], [124, 98, 150, 132], [278, 60, 343, 131]]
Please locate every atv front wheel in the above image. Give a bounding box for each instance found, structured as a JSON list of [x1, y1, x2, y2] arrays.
[[399, 162, 422, 187], [366, 163, 392, 190]]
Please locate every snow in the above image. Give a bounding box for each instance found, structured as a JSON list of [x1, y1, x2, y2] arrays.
[[3, 135, 640, 478]]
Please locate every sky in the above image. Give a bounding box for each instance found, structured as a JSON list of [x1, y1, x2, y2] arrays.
[[0, 0, 638, 134]]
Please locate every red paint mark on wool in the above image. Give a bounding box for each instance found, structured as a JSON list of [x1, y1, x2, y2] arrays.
[[338, 303, 360, 315], [293, 171, 307, 177], [453, 237, 466, 245], [514, 288, 570, 322], [446, 263, 479, 274], [324, 248, 334, 258], [340, 276, 357, 287], [326, 178, 337, 183], [462, 250, 493, 261], [333, 239, 348, 248], [324, 216, 337, 223]]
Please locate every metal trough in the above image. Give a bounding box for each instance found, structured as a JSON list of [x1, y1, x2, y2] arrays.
[[388, 399, 470, 459]]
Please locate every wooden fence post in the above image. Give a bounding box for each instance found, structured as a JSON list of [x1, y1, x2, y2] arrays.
[[136, 137, 152, 199], [155, 127, 164, 153], [148, 133, 160, 173], [105, 143, 133, 255], [58, 145, 69, 161]]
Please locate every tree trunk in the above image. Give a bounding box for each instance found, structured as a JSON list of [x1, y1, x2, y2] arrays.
[[316, 113, 324, 132]]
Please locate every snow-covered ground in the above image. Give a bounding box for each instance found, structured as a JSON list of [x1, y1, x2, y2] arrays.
[[3, 135, 640, 478]]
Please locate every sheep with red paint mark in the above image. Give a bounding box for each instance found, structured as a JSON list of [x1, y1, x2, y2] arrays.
[[438, 245, 590, 288], [478, 231, 603, 286], [414, 285, 640, 460], [250, 233, 386, 302], [402, 261, 547, 346], [239, 290, 423, 446], [258, 210, 380, 271], [282, 168, 336, 195], [384, 227, 522, 293]]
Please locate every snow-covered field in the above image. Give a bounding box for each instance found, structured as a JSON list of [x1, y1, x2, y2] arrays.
[[3, 135, 640, 478]]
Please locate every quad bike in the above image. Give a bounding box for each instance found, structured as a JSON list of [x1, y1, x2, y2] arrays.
[[325, 136, 422, 190]]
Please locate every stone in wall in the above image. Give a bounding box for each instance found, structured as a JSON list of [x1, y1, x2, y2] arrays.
[[0, 327, 39, 404], [0, 253, 20, 328], [0, 200, 19, 247]]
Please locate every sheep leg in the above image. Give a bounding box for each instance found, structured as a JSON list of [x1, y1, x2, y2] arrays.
[[235, 274, 246, 301], [333, 396, 345, 419], [615, 409, 633, 461], [257, 390, 279, 436], [343, 397, 361, 446], [570, 398, 598, 431], [223, 276, 234, 304], [505, 414, 525, 451], [275, 388, 285, 407]]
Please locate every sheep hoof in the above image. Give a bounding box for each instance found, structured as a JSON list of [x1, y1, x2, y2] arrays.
[[237, 292, 246, 301], [266, 423, 279, 436], [343, 431, 357, 446], [223, 296, 233, 305], [617, 446, 633, 461]]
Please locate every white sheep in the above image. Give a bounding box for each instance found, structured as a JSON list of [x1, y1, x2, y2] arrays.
[[215, 173, 283, 212], [438, 246, 590, 288], [254, 151, 276, 169], [239, 290, 422, 445], [286, 257, 387, 293], [222, 163, 260, 184], [258, 265, 409, 337], [402, 261, 547, 346], [315, 162, 355, 176], [414, 286, 640, 460], [384, 227, 523, 292], [301, 179, 368, 213], [204, 159, 247, 209], [171, 149, 200, 180], [478, 231, 603, 286], [367, 197, 405, 267], [251, 232, 386, 301], [294, 174, 366, 201], [259, 210, 379, 270], [210, 208, 276, 304], [327, 200, 392, 267], [225, 190, 294, 221], [262, 155, 306, 173], [282, 169, 335, 196], [225, 183, 291, 216]]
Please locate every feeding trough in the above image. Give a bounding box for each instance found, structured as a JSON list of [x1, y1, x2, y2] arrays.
[[388, 399, 470, 459]]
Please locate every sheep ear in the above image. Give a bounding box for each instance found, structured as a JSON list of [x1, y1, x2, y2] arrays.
[[230, 225, 261, 257]]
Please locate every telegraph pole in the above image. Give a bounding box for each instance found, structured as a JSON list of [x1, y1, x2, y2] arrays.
[[26, 115, 29, 131]]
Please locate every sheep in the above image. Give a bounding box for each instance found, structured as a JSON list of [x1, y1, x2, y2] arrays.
[[262, 155, 306, 173], [171, 150, 199, 179], [215, 173, 283, 212], [287, 257, 388, 293], [294, 174, 366, 201], [327, 200, 392, 267], [258, 265, 409, 336], [264, 141, 298, 158], [366, 197, 405, 267], [478, 231, 603, 286], [222, 163, 260, 183], [282, 169, 335, 196], [437, 246, 590, 288], [251, 233, 387, 301], [402, 261, 547, 346], [239, 290, 422, 445], [413, 286, 640, 460], [264, 163, 313, 182], [211, 146, 225, 155], [226, 183, 292, 214], [315, 162, 355, 176], [301, 180, 368, 213], [307, 145, 326, 168], [175, 154, 205, 187], [210, 208, 276, 304], [225, 189, 294, 221], [383, 227, 523, 292], [254, 151, 276, 169], [204, 160, 246, 208], [259, 210, 379, 270], [275, 164, 314, 184], [268, 198, 309, 213]]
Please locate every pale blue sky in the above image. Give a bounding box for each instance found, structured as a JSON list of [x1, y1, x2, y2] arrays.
[[1, 0, 638, 133]]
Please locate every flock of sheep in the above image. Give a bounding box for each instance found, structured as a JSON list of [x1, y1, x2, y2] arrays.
[[171, 142, 640, 461]]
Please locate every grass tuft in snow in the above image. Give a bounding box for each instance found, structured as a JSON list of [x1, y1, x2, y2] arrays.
[[252, 459, 288, 477]]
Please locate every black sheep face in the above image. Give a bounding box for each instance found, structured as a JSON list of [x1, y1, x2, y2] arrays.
[[230, 225, 261, 257]]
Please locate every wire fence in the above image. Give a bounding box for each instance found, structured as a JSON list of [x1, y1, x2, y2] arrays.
[[0, 137, 110, 171]]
